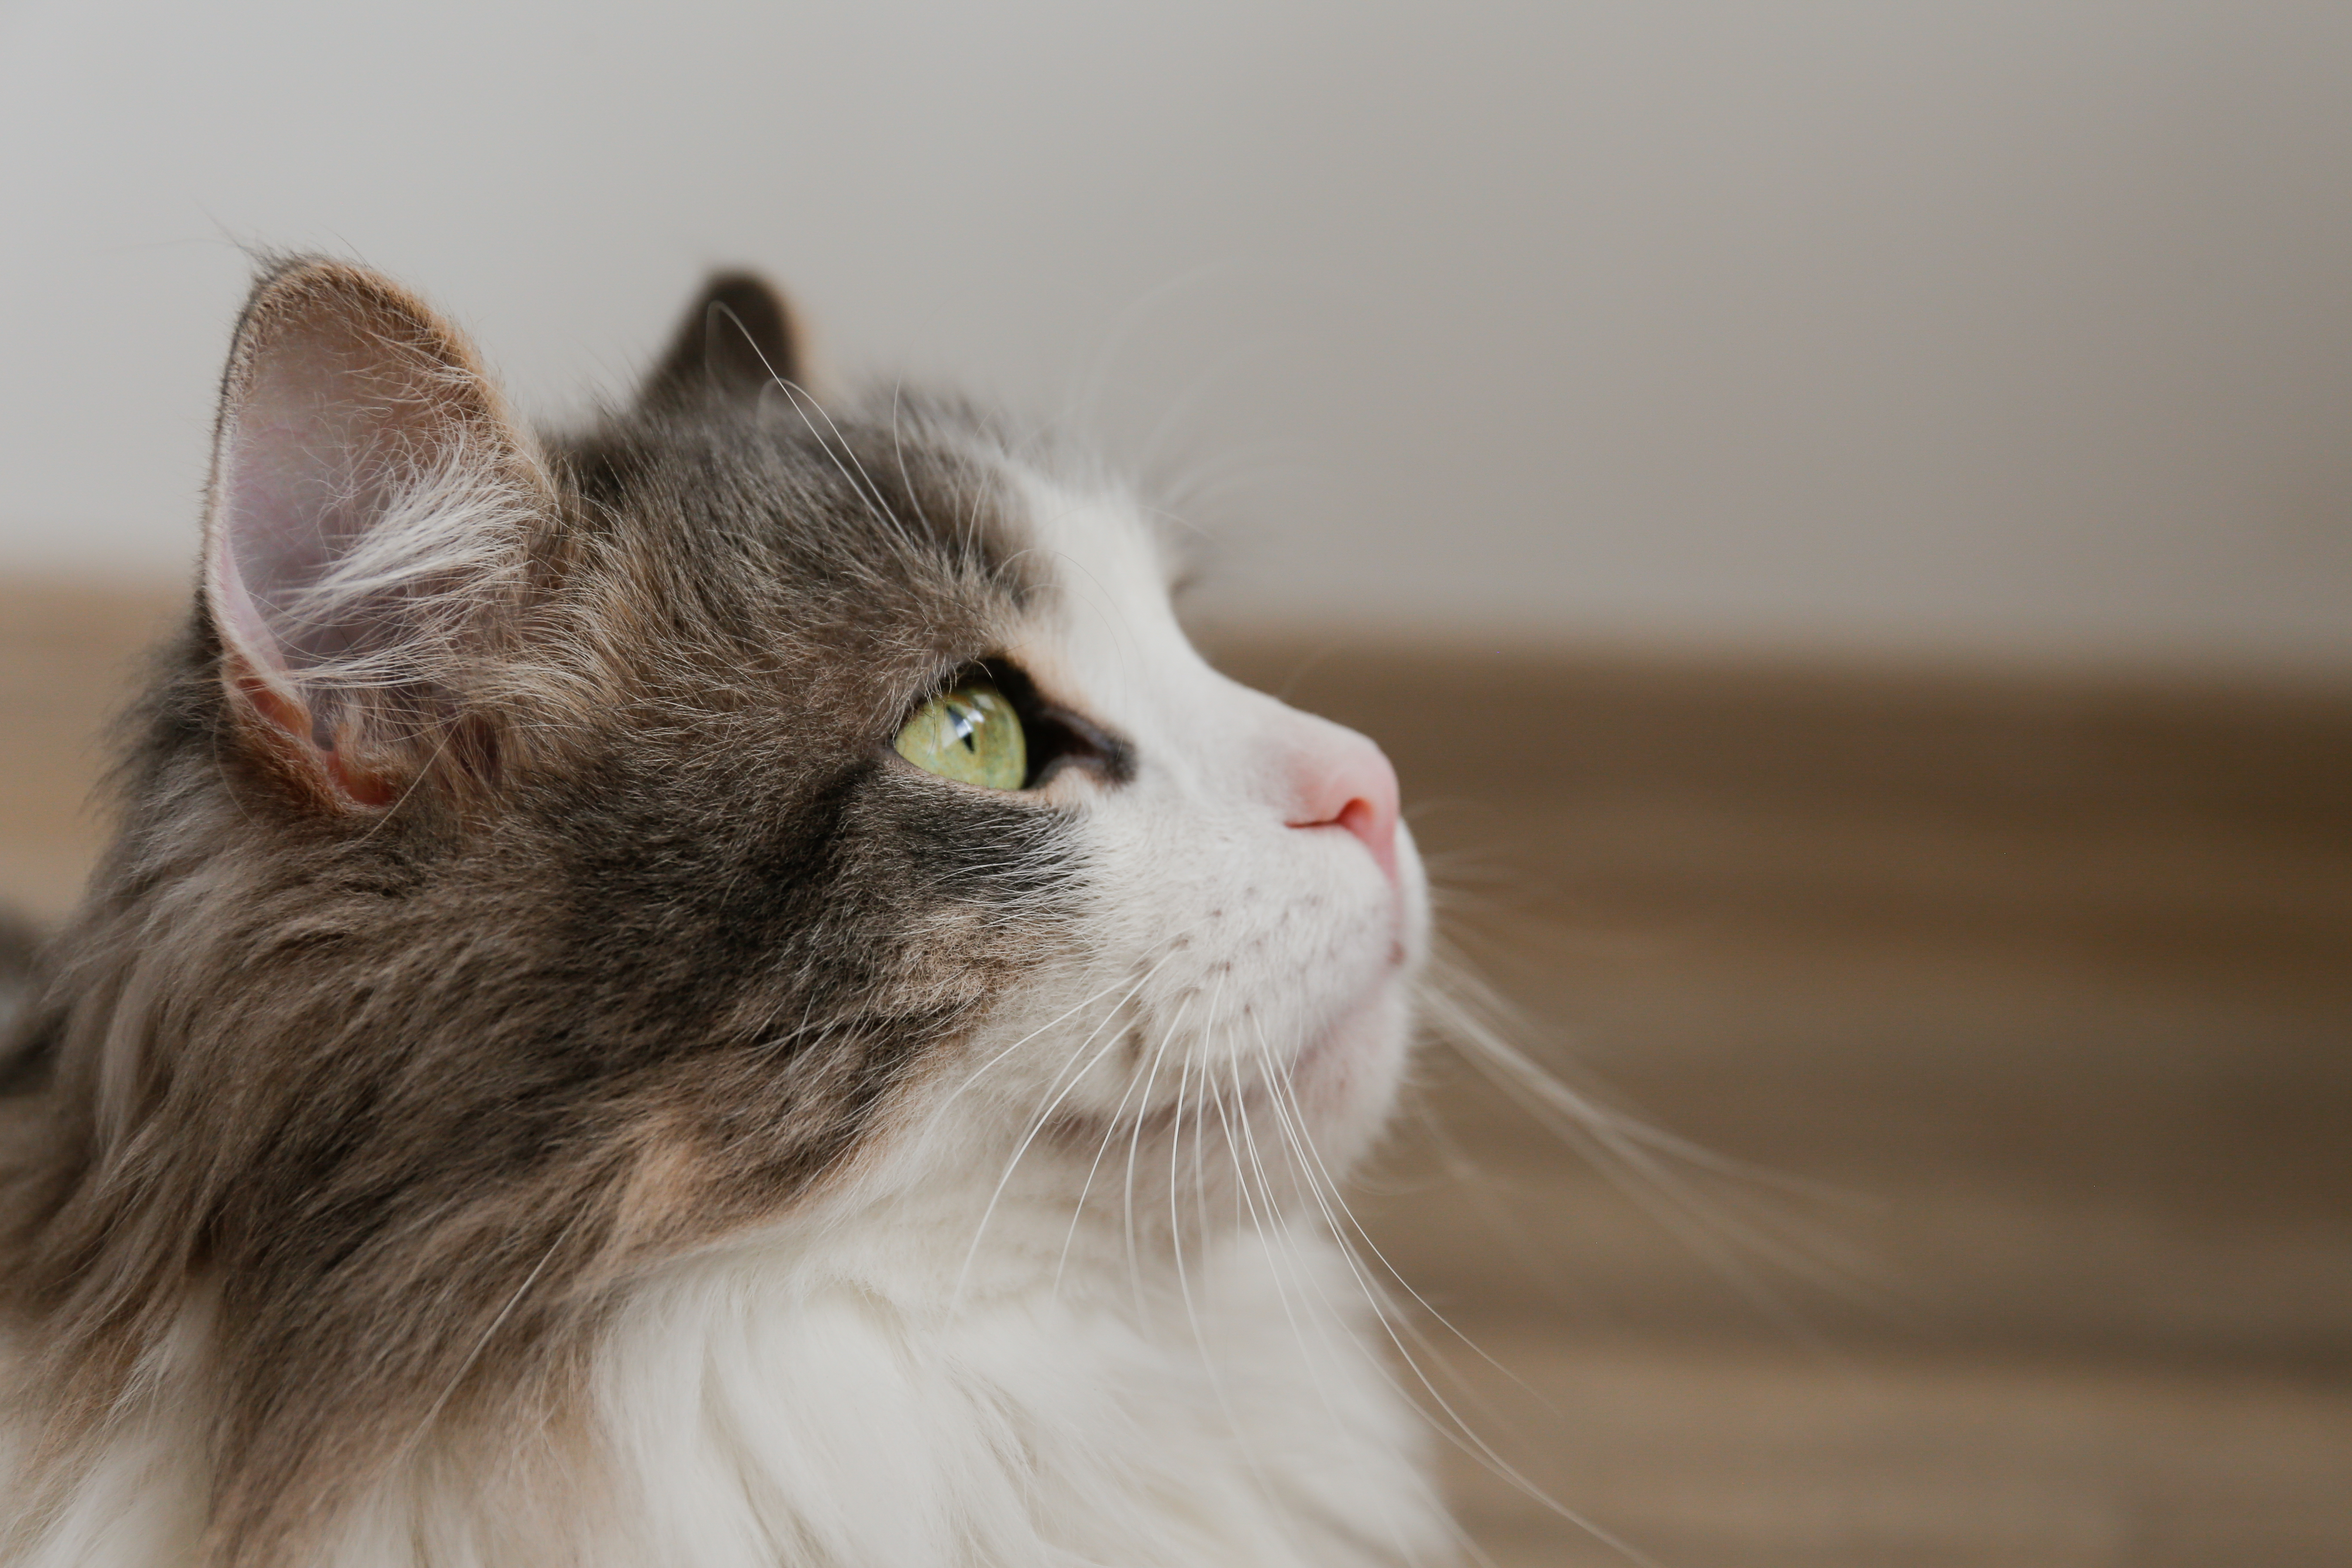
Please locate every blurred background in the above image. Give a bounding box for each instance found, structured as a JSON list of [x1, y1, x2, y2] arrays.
[[2, 1, 2347, 1562]]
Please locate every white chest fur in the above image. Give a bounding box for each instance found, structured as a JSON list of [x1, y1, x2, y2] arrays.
[[5, 1225, 1449, 1568]]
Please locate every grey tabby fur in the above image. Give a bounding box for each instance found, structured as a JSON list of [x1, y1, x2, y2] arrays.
[[0, 260, 1130, 1563]]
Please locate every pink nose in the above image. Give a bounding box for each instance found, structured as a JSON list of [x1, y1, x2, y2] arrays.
[[1286, 725, 1402, 886]]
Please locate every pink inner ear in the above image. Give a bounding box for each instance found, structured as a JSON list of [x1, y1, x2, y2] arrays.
[[207, 511, 293, 702], [212, 325, 410, 694], [201, 270, 524, 813]]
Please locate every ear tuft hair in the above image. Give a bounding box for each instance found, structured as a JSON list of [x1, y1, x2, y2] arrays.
[[203, 257, 550, 810]]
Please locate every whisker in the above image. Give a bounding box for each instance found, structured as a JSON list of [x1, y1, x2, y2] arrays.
[[1256, 1024, 1657, 1566], [1050, 1018, 1166, 1297], [709, 300, 920, 560], [1120, 989, 1193, 1323], [1259, 1038, 1551, 1412], [1163, 993, 1282, 1513], [948, 955, 1191, 1308], [1426, 977, 1893, 1333], [905, 962, 1158, 1143], [1217, 1055, 1464, 1568]]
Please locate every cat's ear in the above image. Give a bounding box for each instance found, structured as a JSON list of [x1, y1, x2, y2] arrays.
[[204, 258, 548, 811], [640, 271, 803, 406]]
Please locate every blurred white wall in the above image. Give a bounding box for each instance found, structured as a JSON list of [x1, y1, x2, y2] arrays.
[[1, 0, 2347, 671]]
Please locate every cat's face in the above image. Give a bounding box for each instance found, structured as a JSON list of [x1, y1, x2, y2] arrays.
[[936, 469, 1424, 1166], [871, 468, 1427, 1273], [145, 260, 1422, 1308]]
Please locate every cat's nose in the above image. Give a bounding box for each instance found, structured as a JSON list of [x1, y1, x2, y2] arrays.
[[1284, 723, 1401, 886]]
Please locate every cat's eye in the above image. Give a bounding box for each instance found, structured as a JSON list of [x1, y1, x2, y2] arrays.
[[894, 680, 1027, 790]]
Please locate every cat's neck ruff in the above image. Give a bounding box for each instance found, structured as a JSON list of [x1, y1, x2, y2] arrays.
[[4, 1217, 1447, 1568], [576, 1218, 1446, 1568]]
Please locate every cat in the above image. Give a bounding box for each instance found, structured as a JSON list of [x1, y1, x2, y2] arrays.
[[0, 260, 1454, 1566]]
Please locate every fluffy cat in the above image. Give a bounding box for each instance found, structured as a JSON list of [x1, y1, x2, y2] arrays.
[[0, 260, 1453, 1566]]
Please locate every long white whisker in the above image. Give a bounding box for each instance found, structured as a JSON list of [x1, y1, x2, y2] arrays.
[[707, 301, 916, 559], [1425, 962, 1893, 1316], [907, 964, 1155, 1143], [1051, 1014, 1167, 1297], [1438, 1006, 1867, 1340], [1166, 1017, 1273, 1494], [1216, 1054, 1456, 1568], [1261, 1041, 1550, 1412], [775, 377, 923, 557], [947, 954, 1192, 1308], [1119, 990, 1191, 1323], [1256, 1024, 1655, 1565]]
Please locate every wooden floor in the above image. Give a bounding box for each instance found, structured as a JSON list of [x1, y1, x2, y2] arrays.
[[6, 586, 2349, 1565]]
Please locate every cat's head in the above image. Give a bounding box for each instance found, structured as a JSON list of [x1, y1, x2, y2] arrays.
[[52, 258, 1423, 1321]]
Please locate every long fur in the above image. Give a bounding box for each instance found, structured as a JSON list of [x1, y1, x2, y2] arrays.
[[0, 262, 1450, 1566]]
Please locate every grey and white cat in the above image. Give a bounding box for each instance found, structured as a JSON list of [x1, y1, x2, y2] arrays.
[[0, 261, 1450, 1565]]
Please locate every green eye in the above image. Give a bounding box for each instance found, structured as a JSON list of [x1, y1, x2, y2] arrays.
[[893, 679, 1027, 790]]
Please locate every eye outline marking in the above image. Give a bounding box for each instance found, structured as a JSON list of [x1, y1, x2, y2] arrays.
[[883, 657, 1136, 792]]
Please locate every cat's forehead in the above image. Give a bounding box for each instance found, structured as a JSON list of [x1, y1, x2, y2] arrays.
[[994, 466, 1191, 688], [1009, 469, 1176, 616], [567, 401, 1175, 673]]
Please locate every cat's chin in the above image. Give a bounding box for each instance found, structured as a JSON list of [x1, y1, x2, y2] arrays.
[[1286, 970, 1417, 1168]]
